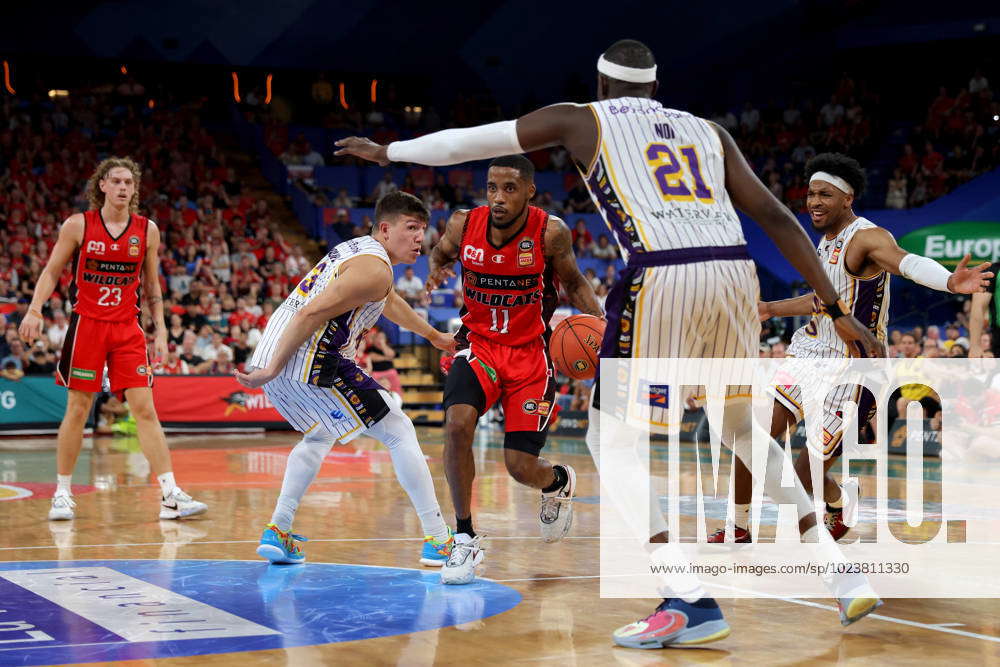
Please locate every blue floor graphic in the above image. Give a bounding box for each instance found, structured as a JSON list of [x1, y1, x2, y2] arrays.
[[0, 559, 521, 665]]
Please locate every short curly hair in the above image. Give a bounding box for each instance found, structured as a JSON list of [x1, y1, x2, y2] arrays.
[[805, 152, 866, 200]]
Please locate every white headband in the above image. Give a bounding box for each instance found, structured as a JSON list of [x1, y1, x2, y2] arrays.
[[597, 54, 657, 84], [809, 171, 854, 195]]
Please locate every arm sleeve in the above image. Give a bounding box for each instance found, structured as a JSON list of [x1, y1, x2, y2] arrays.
[[898, 253, 952, 292], [386, 121, 523, 166]]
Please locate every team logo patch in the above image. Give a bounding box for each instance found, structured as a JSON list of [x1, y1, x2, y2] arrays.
[[129, 246, 140, 257], [518, 252, 534, 267], [491, 253, 505, 264], [70, 367, 97, 381], [535, 400, 551, 416], [829, 238, 844, 264], [355, 373, 363, 383], [522, 399, 538, 414], [620, 318, 631, 333], [462, 245, 485, 264], [129, 235, 140, 245], [573, 359, 590, 373], [136, 365, 148, 375], [349, 394, 361, 406], [330, 408, 345, 420], [518, 238, 533, 251]]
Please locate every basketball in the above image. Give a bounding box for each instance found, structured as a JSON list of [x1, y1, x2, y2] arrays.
[[550, 314, 605, 380]]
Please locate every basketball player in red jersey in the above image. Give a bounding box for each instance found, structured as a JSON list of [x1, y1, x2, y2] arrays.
[[426, 155, 603, 584], [19, 157, 207, 521]]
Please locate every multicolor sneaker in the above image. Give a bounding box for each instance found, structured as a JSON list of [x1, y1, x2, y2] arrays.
[[48, 492, 76, 521], [159, 487, 208, 520], [540, 464, 576, 543], [613, 598, 731, 649], [707, 524, 751, 544], [257, 523, 308, 564], [836, 596, 882, 626], [420, 529, 454, 567]]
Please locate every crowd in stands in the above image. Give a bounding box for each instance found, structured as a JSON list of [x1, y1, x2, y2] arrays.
[[0, 82, 314, 380], [885, 69, 999, 209]]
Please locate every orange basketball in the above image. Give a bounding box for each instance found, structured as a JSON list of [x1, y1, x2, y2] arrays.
[[549, 314, 605, 380]]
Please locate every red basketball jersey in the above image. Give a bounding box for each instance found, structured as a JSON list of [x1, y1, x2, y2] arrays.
[[71, 210, 148, 322], [458, 205, 558, 346]]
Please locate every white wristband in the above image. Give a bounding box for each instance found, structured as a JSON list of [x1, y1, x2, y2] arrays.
[[898, 253, 952, 293], [386, 120, 523, 166]]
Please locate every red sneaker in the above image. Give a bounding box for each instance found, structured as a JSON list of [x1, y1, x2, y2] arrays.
[[707, 525, 751, 543]]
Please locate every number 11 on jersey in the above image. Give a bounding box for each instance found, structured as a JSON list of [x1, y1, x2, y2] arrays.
[[489, 308, 510, 334]]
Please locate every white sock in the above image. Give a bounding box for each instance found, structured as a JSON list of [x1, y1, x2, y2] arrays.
[[157, 472, 177, 498], [366, 403, 449, 542], [734, 503, 751, 530], [56, 474, 73, 495], [270, 429, 336, 531]]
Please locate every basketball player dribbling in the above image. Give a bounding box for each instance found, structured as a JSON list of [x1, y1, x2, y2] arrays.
[[19, 157, 208, 521], [336, 40, 886, 649], [425, 155, 603, 584], [717, 153, 992, 545]]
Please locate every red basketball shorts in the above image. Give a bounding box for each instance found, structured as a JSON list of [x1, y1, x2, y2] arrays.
[[56, 314, 153, 394], [443, 332, 558, 434]]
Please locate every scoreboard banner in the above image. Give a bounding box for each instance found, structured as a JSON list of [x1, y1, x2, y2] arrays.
[[152, 376, 289, 429]]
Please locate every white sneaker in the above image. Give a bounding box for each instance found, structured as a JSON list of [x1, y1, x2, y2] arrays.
[[159, 488, 208, 520], [48, 493, 76, 521], [441, 533, 484, 585], [539, 464, 576, 543], [842, 478, 861, 527]]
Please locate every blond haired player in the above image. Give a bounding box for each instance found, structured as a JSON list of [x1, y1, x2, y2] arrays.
[[19, 157, 207, 521]]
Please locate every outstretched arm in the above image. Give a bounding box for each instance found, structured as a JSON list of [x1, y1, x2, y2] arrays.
[[545, 216, 603, 317], [382, 290, 457, 354], [852, 227, 993, 294], [761, 293, 815, 319], [713, 122, 883, 357], [334, 104, 598, 170], [234, 255, 391, 388]]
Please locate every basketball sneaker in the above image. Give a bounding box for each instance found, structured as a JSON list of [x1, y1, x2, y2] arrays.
[[612, 598, 731, 649], [825, 478, 861, 541], [441, 533, 484, 585], [706, 524, 751, 544], [540, 464, 576, 543], [420, 528, 454, 567], [836, 595, 882, 626], [48, 492, 76, 521], [257, 523, 308, 564], [158, 488, 208, 520]]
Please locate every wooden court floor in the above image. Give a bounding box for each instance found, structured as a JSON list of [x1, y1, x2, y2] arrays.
[[0, 428, 998, 666]]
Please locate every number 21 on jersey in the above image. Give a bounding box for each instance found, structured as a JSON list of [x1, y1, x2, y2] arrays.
[[644, 143, 714, 203]]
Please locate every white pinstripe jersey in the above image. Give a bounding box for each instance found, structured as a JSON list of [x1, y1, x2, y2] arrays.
[[788, 217, 890, 358], [580, 97, 745, 263], [250, 236, 391, 384]]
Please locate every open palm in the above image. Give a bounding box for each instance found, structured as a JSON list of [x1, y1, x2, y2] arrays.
[[948, 254, 994, 294]]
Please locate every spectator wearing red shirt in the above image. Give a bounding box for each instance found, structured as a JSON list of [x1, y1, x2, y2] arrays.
[[228, 298, 257, 329], [922, 141, 944, 172], [571, 219, 593, 251], [898, 144, 919, 176]]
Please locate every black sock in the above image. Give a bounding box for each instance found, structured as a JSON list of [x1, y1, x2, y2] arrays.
[[541, 465, 567, 494], [826, 504, 842, 514], [456, 516, 475, 537]]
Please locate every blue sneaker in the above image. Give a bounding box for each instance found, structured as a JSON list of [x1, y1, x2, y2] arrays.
[[612, 598, 731, 649], [256, 523, 307, 564], [420, 528, 454, 567]]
